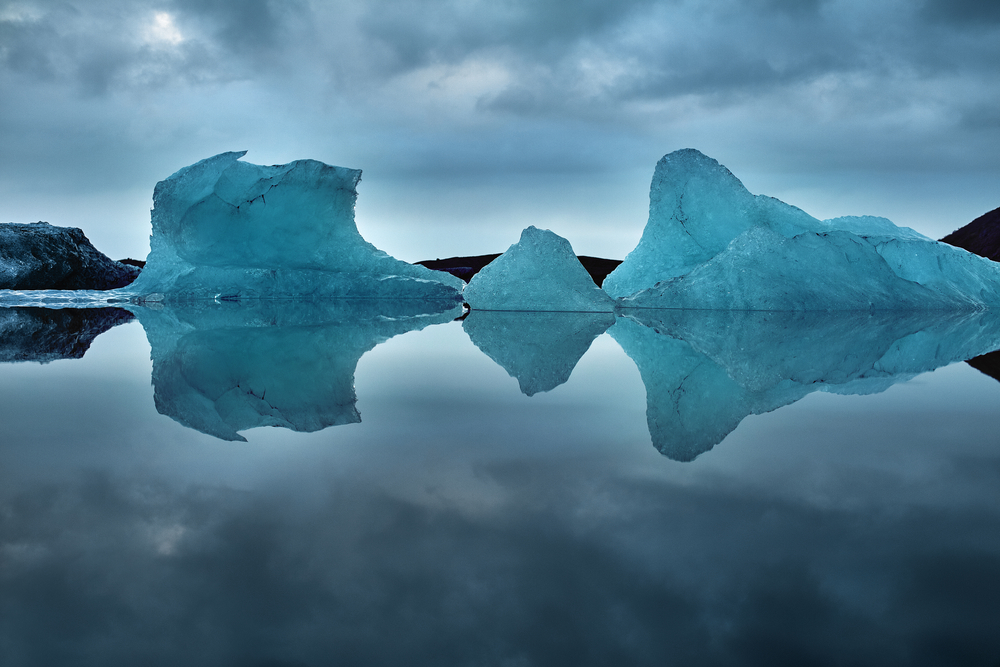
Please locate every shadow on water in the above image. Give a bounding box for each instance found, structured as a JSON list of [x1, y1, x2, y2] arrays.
[[3, 303, 1000, 456]]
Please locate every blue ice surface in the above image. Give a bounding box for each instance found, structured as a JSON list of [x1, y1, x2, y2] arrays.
[[463, 226, 616, 312], [605, 149, 1000, 310], [122, 152, 463, 303]]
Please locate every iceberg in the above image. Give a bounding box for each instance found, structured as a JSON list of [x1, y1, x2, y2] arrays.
[[132, 299, 462, 441], [610, 309, 1000, 461], [124, 152, 463, 302], [604, 149, 1000, 309], [462, 310, 615, 395], [463, 226, 616, 312], [0, 222, 140, 290]]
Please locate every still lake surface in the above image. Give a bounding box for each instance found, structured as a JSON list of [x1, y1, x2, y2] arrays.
[[1, 302, 999, 666]]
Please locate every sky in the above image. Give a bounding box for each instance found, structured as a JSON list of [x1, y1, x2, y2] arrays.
[[1, 0, 999, 262]]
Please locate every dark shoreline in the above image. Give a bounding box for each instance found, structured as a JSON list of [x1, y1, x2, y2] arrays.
[[417, 254, 622, 286]]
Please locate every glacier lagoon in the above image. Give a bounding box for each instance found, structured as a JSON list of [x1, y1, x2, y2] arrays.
[[2, 147, 1000, 664], [1, 300, 999, 666]]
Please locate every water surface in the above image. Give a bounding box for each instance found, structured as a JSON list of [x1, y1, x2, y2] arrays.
[[1, 303, 998, 666]]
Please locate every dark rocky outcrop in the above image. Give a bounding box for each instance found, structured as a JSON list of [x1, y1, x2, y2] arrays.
[[940, 206, 1000, 261], [0, 307, 135, 363], [966, 349, 1000, 383], [0, 222, 141, 290], [417, 253, 622, 286]]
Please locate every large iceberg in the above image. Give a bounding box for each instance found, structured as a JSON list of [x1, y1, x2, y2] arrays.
[[604, 149, 1000, 309], [124, 152, 463, 302], [463, 226, 615, 312]]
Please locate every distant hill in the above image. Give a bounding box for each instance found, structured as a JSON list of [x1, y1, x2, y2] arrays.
[[940, 206, 1000, 261], [418, 254, 622, 286]]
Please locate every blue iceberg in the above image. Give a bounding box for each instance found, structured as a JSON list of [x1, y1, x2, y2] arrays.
[[125, 152, 463, 302], [463, 226, 616, 312], [604, 149, 1000, 310]]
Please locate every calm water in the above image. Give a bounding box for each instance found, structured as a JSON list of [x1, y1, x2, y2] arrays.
[[1, 303, 999, 666]]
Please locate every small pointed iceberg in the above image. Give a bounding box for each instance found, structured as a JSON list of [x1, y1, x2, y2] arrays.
[[124, 152, 463, 302], [604, 149, 1000, 310], [463, 226, 616, 312]]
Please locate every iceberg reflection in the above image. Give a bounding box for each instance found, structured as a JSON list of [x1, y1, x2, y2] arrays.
[[612, 309, 1000, 461], [132, 300, 462, 441], [463, 310, 615, 396]]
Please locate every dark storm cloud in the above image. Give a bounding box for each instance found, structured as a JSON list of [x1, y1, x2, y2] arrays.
[[5, 0, 992, 110], [171, 0, 313, 61], [2, 0, 1000, 250], [921, 0, 1000, 25], [2, 464, 999, 665], [0, 0, 311, 94], [355, 0, 663, 73], [3, 0, 1000, 127]]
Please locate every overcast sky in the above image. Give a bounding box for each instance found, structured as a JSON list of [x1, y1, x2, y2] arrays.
[[2, 0, 999, 261]]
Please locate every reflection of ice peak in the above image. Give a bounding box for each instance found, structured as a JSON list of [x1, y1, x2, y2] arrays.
[[611, 310, 1000, 461], [463, 311, 614, 396], [133, 300, 462, 441]]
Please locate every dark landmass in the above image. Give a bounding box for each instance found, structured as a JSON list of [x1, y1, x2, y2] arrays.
[[966, 349, 1000, 383], [417, 254, 501, 282], [0, 222, 141, 290], [0, 307, 135, 363], [940, 206, 1000, 261], [577, 256, 623, 286], [118, 258, 146, 269], [418, 254, 622, 286]]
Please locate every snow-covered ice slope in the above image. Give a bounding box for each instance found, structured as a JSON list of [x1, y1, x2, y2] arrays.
[[604, 149, 1000, 310], [463, 226, 616, 312], [125, 152, 463, 301]]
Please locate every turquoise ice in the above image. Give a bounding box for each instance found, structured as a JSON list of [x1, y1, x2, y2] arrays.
[[605, 149, 1000, 310], [463, 226, 615, 312], [125, 152, 463, 302]]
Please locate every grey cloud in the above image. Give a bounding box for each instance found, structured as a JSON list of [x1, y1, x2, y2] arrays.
[[0, 0, 309, 95], [169, 0, 313, 60], [921, 0, 1000, 25], [356, 0, 664, 73]]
